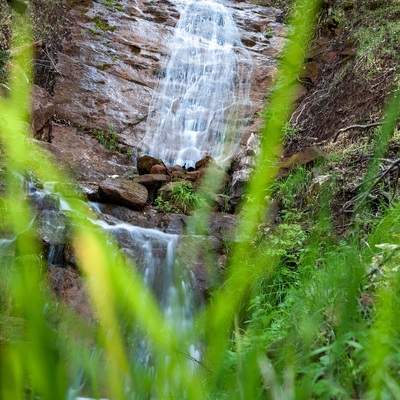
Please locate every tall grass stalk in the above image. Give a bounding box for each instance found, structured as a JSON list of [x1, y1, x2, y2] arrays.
[[0, 14, 203, 400], [1, 0, 400, 398], [204, 0, 322, 385]]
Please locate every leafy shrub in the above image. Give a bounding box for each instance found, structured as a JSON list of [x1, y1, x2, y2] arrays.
[[102, 0, 124, 12]]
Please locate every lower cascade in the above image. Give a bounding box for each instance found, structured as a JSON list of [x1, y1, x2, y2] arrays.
[[28, 183, 201, 367], [141, 0, 253, 168]]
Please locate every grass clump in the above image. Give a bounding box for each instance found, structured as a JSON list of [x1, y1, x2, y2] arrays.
[[94, 125, 118, 151], [91, 16, 116, 32], [102, 0, 124, 12], [155, 181, 205, 214], [353, 1, 400, 76]]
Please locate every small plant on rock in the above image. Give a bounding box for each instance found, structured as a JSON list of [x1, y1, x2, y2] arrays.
[[102, 0, 124, 12], [94, 125, 118, 151]]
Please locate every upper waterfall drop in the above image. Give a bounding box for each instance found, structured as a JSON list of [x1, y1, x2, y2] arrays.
[[142, 0, 253, 168]]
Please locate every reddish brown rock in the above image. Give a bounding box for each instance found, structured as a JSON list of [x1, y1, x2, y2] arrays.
[[195, 156, 217, 170], [43, 125, 133, 183], [169, 171, 200, 183], [169, 165, 186, 174], [132, 174, 170, 201], [31, 84, 55, 133], [53, 0, 285, 150], [48, 266, 92, 320], [132, 174, 169, 187], [279, 147, 326, 178], [137, 155, 164, 175], [99, 178, 148, 210], [150, 164, 167, 175], [302, 61, 322, 85]]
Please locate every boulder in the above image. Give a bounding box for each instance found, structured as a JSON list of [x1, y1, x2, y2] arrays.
[[195, 156, 217, 170], [132, 174, 169, 187], [169, 170, 200, 183], [132, 173, 170, 201], [137, 155, 164, 175], [150, 164, 167, 175], [169, 165, 186, 174], [98, 178, 148, 210]]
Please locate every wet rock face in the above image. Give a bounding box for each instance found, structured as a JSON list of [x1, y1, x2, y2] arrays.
[[54, 0, 285, 150], [43, 125, 133, 182], [37, 0, 287, 311], [48, 266, 92, 320], [54, 0, 177, 146]]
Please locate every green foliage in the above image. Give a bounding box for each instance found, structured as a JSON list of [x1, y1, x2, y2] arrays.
[[263, 27, 273, 39], [282, 121, 300, 142], [355, 2, 400, 73], [2, 1, 400, 399], [125, 148, 133, 158], [155, 182, 205, 214], [102, 0, 124, 12], [94, 125, 118, 151], [91, 16, 116, 32], [328, 0, 400, 77], [154, 195, 174, 213]]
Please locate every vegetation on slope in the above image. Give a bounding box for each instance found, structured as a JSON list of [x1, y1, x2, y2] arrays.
[[238, 0, 400, 397], [0, 0, 68, 92]]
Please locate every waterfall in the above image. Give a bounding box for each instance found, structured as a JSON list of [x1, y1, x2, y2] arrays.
[[142, 0, 252, 168], [90, 208, 183, 310]]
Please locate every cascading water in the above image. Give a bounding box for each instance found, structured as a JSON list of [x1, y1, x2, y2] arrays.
[[141, 0, 252, 168], [89, 203, 184, 312], [24, 184, 200, 377], [28, 186, 193, 326]]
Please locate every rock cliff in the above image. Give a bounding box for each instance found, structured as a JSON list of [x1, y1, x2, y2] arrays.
[[54, 0, 285, 150]]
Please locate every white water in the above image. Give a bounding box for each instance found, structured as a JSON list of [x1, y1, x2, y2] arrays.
[[90, 205, 184, 309], [27, 184, 192, 320], [142, 0, 252, 168], [18, 183, 199, 398]]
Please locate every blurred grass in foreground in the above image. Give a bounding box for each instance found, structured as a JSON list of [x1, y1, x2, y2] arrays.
[[1, 0, 400, 399]]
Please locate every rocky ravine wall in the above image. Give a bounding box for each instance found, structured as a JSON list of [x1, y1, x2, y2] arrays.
[[35, 0, 285, 312], [54, 0, 285, 149]]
